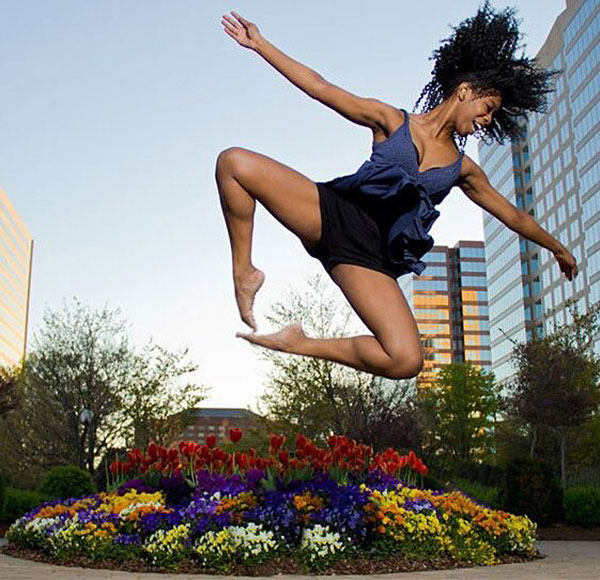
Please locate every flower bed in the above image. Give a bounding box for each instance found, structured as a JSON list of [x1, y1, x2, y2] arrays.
[[4, 432, 538, 574]]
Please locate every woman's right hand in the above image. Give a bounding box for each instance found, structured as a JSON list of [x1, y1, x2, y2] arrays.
[[553, 246, 579, 282], [221, 11, 263, 50]]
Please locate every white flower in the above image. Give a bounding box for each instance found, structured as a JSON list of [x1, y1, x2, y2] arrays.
[[300, 524, 346, 561]]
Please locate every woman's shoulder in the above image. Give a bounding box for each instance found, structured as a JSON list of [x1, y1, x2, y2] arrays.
[[371, 104, 407, 145], [455, 153, 488, 188]]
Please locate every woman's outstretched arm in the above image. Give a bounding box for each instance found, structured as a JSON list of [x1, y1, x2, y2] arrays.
[[458, 155, 579, 282], [221, 11, 396, 131]]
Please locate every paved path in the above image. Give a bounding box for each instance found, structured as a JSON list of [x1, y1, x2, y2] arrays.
[[0, 540, 599, 579]]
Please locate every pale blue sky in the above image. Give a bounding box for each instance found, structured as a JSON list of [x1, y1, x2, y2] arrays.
[[1, 0, 565, 411]]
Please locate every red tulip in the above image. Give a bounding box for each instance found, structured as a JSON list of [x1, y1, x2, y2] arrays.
[[237, 452, 249, 469], [278, 450, 289, 466], [229, 428, 243, 443], [206, 434, 216, 448], [147, 442, 158, 460], [296, 434, 309, 450], [269, 434, 285, 452]]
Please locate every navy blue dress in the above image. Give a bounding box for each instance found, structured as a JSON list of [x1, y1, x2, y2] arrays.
[[303, 108, 464, 279]]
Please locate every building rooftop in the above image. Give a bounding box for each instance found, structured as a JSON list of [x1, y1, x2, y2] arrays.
[[190, 408, 261, 419]]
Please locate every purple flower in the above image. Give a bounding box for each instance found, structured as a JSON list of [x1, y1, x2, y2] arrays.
[[404, 498, 434, 513], [114, 533, 142, 546], [117, 478, 157, 494]]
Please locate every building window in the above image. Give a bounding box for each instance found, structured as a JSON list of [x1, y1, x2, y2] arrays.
[[525, 188, 534, 206]]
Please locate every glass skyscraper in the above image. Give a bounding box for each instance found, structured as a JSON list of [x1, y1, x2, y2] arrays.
[[478, 0, 598, 386], [0, 187, 33, 367], [400, 241, 491, 389]]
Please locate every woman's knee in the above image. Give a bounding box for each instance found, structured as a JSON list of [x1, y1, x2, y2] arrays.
[[215, 146, 250, 178], [383, 346, 424, 379]]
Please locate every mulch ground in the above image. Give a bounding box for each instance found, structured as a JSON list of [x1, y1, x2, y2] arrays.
[[0, 542, 544, 576]]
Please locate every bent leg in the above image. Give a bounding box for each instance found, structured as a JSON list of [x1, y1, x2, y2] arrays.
[[237, 264, 424, 379], [215, 146, 323, 330]]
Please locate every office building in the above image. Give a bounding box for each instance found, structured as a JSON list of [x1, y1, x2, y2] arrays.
[[0, 187, 33, 367], [400, 241, 491, 389], [175, 407, 267, 444], [478, 0, 599, 386]]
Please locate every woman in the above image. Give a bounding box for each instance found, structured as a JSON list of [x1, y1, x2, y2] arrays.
[[215, 1, 578, 380]]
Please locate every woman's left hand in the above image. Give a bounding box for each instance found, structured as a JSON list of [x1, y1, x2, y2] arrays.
[[553, 246, 578, 281]]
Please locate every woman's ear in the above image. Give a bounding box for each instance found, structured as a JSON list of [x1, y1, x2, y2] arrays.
[[456, 82, 470, 102]]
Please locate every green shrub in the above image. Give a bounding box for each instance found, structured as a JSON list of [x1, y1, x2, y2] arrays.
[[498, 456, 564, 525], [454, 461, 504, 487], [423, 473, 446, 491], [38, 465, 96, 501], [454, 478, 500, 509], [564, 486, 600, 527], [0, 471, 6, 517], [2, 487, 50, 523]]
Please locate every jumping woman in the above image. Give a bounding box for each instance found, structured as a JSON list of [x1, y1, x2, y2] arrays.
[[215, 1, 578, 380]]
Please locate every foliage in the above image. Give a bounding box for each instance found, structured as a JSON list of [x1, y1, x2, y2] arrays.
[[120, 341, 208, 448], [454, 460, 505, 488], [39, 465, 97, 501], [563, 486, 600, 528], [453, 478, 500, 510], [0, 470, 6, 517], [418, 363, 500, 469], [0, 298, 207, 487], [0, 364, 23, 416], [498, 456, 564, 525], [1, 487, 50, 523], [504, 299, 600, 485], [568, 415, 600, 487]]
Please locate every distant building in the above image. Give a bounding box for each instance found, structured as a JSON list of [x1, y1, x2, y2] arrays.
[[175, 407, 267, 444], [0, 187, 33, 367], [399, 241, 491, 389], [478, 0, 599, 387]]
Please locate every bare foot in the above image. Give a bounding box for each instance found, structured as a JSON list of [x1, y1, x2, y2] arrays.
[[236, 322, 307, 353], [234, 267, 265, 331]]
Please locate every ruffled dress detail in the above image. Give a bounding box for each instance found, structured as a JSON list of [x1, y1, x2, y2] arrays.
[[322, 161, 440, 275], [320, 108, 463, 276]]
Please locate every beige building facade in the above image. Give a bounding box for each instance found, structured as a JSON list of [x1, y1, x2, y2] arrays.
[[0, 187, 33, 367]]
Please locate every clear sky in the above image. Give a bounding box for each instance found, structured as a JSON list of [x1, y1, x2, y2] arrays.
[[1, 0, 566, 412]]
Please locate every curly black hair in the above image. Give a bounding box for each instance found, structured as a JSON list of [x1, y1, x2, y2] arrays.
[[414, 0, 561, 149]]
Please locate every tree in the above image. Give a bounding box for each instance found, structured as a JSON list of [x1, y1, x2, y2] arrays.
[[0, 364, 23, 416], [122, 341, 208, 448], [257, 273, 421, 450], [0, 298, 208, 486], [419, 363, 500, 470], [342, 376, 421, 453], [505, 299, 600, 486]]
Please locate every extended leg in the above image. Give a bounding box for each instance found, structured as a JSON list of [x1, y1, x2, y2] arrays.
[[214, 147, 322, 331], [237, 264, 424, 379]]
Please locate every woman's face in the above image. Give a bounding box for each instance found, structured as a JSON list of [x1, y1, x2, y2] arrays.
[[455, 84, 501, 137]]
